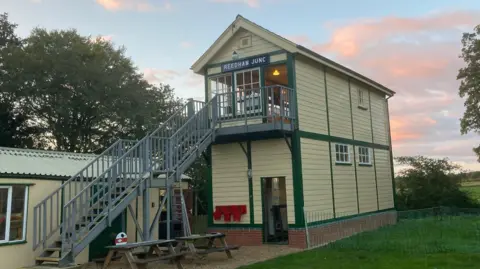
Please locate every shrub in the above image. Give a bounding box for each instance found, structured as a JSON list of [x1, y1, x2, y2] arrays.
[[395, 156, 480, 210]]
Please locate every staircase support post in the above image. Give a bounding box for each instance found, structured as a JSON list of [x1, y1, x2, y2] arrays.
[[142, 185, 150, 241], [187, 98, 195, 118]]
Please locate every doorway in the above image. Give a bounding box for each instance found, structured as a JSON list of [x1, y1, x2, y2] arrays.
[[261, 177, 288, 244]]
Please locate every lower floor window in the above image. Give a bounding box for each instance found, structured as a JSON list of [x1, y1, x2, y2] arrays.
[[0, 185, 28, 243], [358, 146, 372, 165], [335, 143, 351, 163]]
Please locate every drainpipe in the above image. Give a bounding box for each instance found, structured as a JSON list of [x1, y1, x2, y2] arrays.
[[385, 94, 397, 210]]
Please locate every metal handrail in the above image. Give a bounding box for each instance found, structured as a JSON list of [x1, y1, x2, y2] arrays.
[[32, 139, 136, 250], [34, 86, 297, 260], [32, 99, 198, 251]]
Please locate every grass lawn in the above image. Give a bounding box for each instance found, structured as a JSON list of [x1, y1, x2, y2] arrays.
[[461, 185, 480, 201], [239, 216, 480, 269]]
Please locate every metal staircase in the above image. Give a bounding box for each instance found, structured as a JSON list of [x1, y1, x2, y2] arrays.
[[32, 97, 216, 267]]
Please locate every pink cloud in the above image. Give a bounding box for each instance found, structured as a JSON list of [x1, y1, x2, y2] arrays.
[[95, 0, 172, 12], [284, 10, 479, 168], [143, 68, 180, 84], [180, 41, 194, 49], [317, 10, 480, 57], [390, 115, 437, 142], [209, 0, 260, 8]]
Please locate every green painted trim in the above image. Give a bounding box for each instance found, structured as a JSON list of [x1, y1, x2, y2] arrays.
[[0, 240, 27, 247], [298, 131, 390, 150], [206, 146, 213, 227], [24, 186, 30, 243], [324, 66, 336, 218], [209, 223, 307, 229], [260, 177, 266, 243], [0, 183, 35, 186], [358, 163, 373, 167], [385, 99, 397, 210], [348, 79, 360, 214], [135, 197, 138, 242], [290, 53, 299, 129], [335, 162, 352, 166], [209, 224, 263, 229], [288, 53, 304, 227], [247, 141, 254, 225], [306, 208, 395, 227], [204, 69, 214, 227], [368, 91, 380, 211], [205, 50, 287, 69], [60, 180, 64, 235], [0, 173, 68, 181]]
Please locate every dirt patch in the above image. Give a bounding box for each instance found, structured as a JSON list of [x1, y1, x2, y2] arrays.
[[83, 245, 300, 269]]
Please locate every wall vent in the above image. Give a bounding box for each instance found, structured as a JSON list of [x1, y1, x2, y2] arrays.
[[239, 35, 252, 48]]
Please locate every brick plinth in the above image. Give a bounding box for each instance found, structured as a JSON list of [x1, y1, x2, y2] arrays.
[[305, 211, 397, 248], [288, 229, 307, 249], [207, 228, 263, 246], [207, 211, 397, 249]]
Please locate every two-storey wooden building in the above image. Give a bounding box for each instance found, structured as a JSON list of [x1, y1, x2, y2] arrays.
[[191, 15, 397, 248]]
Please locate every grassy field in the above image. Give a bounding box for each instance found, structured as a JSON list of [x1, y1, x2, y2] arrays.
[[239, 216, 480, 269], [461, 184, 480, 201]]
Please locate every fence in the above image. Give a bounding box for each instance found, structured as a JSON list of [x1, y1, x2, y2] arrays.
[[190, 214, 208, 234], [303, 207, 480, 255]]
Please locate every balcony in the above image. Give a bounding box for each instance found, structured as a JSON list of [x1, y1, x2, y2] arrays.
[[212, 85, 296, 141]]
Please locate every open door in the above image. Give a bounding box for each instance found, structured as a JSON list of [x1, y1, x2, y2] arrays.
[[262, 177, 288, 244]]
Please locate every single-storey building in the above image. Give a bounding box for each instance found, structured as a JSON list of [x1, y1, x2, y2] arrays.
[[0, 146, 191, 269]]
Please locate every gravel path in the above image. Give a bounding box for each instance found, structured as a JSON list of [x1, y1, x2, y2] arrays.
[[83, 245, 301, 269]]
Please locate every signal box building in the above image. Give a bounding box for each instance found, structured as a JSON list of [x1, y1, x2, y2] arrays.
[[191, 15, 397, 248]]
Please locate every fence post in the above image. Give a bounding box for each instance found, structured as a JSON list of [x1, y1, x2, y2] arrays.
[[303, 207, 310, 249]]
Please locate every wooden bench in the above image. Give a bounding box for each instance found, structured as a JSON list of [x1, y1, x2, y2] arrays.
[[175, 233, 239, 259], [196, 245, 240, 255], [133, 253, 185, 269], [102, 239, 185, 269]]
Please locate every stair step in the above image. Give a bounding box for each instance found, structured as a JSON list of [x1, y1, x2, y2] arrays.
[[36, 256, 60, 263], [45, 247, 62, 252]]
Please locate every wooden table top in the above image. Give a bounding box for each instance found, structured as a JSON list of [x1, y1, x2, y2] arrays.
[[105, 239, 177, 249], [175, 233, 225, 241]]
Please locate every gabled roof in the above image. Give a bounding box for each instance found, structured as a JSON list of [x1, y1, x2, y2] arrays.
[[191, 15, 395, 96], [0, 147, 191, 180]]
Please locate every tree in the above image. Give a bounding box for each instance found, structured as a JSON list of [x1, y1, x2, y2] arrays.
[[395, 156, 479, 210], [6, 28, 182, 152], [0, 13, 43, 148], [457, 25, 480, 162]]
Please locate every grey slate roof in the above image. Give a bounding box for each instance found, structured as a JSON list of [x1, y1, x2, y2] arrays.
[[0, 147, 191, 180]]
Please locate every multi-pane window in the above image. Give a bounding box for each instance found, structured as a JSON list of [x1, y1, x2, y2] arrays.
[[235, 68, 261, 115], [335, 144, 351, 163], [358, 147, 371, 165], [0, 185, 28, 243], [209, 75, 233, 116]]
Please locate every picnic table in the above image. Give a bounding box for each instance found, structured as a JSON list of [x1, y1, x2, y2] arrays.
[[174, 233, 240, 259], [101, 239, 185, 269]]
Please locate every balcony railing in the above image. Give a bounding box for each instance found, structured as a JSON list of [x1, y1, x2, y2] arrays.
[[213, 85, 296, 131]]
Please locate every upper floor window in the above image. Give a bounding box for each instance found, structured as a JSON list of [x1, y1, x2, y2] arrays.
[[358, 146, 372, 165], [335, 143, 351, 164], [357, 88, 367, 109], [0, 185, 28, 243], [209, 74, 233, 116]]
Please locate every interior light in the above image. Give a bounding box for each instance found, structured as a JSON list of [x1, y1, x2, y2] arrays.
[[273, 69, 280, 76]]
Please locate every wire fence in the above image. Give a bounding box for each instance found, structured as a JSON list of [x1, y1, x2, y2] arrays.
[[303, 207, 480, 256]]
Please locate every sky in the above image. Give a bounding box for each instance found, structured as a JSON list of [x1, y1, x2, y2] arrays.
[[2, 0, 480, 171]]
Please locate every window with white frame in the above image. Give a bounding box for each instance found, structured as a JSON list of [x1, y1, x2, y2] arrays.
[[335, 144, 351, 163], [0, 185, 28, 243], [209, 75, 233, 116], [358, 146, 371, 165], [358, 88, 366, 108]]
